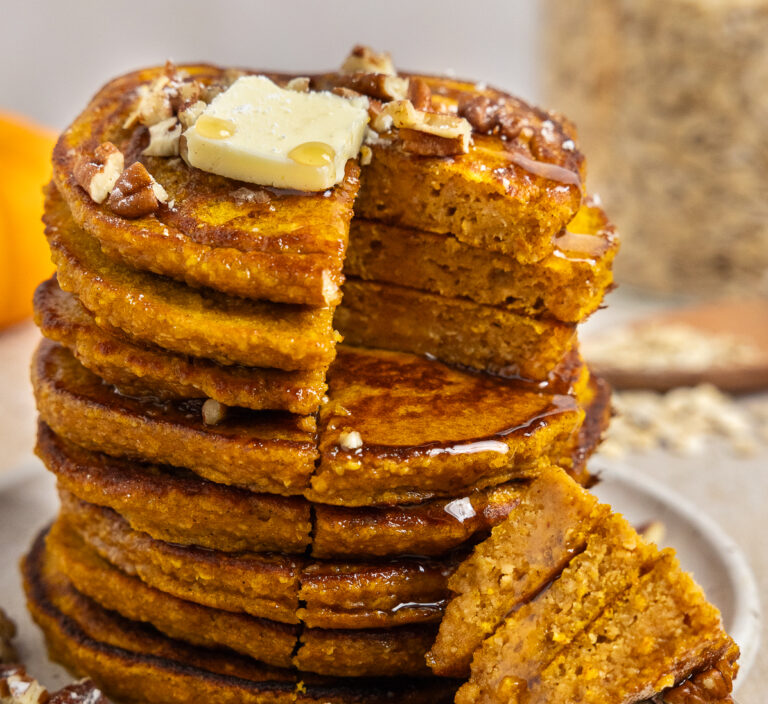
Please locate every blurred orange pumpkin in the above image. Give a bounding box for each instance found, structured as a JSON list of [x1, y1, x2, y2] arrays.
[[0, 110, 57, 330]]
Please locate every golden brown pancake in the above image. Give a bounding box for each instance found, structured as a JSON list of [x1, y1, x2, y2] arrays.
[[45, 184, 339, 371], [311, 346, 585, 506], [34, 277, 327, 414], [59, 495, 458, 629], [47, 521, 436, 678], [24, 529, 460, 704], [345, 199, 618, 324], [33, 341, 593, 506], [335, 278, 577, 380], [317, 72, 586, 262], [51, 64, 359, 308], [37, 422, 529, 558], [32, 339, 319, 496]]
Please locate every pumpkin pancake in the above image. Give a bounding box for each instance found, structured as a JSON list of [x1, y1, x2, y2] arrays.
[[47, 520, 436, 678], [24, 529, 459, 704], [317, 72, 586, 262], [310, 346, 585, 506], [32, 339, 319, 496], [34, 277, 327, 414], [33, 341, 593, 506], [51, 64, 359, 308], [59, 495, 458, 629], [37, 422, 531, 558], [335, 278, 577, 380], [44, 184, 339, 371], [345, 199, 618, 324]]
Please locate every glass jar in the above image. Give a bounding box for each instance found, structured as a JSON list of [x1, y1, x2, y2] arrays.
[[541, 0, 768, 298]]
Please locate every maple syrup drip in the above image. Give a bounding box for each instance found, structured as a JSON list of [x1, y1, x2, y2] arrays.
[[288, 142, 336, 167], [195, 115, 236, 140], [505, 150, 581, 186]]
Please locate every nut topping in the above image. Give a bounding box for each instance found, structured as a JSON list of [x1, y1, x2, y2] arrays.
[[178, 100, 207, 130], [285, 76, 310, 92], [106, 162, 167, 218], [202, 398, 227, 425], [123, 75, 174, 129], [329, 73, 409, 102], [407, 78, 433, 111], [73, 142, 125, 204], [143, 117, 182, 157], [373, 99, 472, 155], [341, 45, 395, 75]]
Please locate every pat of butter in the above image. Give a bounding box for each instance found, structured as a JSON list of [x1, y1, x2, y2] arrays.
[[183, 76, 369, 191]]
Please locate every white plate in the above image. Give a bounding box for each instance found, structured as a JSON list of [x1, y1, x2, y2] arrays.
[[0, 460, 761, 694], [591, 459, 762, 690]]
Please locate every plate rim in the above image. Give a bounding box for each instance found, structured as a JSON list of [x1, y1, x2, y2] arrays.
[[591, 459, 762, 690]]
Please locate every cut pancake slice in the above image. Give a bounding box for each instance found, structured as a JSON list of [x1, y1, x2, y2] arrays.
[[311, 347, 584, 506], [343, 73, 585, 262], [23, 529, 459, 704], [427, 465, 607, 677], [32, 340, 319, 496], [52, 64, 359, 307], [455, 513, 656, 703], [345, 199, 618, 324], [33, 340, 593, 506], [37, 422, 529, 558], [47, 520, 436, 678], [523, 552, 737, 704], [34, 277, 327, 414], [335, 278, 577, 381], [44, 184, 339, 371], [59, 495, 458, 629]]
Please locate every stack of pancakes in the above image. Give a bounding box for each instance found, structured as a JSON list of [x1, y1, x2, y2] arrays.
[[24, 62, 624, 702]]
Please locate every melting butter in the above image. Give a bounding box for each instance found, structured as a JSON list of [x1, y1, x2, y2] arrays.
[[183, 75, 369, 191]]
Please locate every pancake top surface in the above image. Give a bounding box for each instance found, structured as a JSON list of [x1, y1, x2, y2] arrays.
[[53, 64, 359, 257], [324, 346, 577, 451]]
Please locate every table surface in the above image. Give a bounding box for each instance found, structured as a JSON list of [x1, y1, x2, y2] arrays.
[[0, 293, 765, 701]]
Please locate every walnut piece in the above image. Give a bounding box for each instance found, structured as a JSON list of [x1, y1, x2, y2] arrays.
[[143, 117, 182, 157], [106, 162, 167, 218], [73, 142, 125, 204], [341, 45, 395, 75], [373, 99, 472, 155]]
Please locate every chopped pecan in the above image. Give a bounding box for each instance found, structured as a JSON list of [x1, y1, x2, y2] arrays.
[[143, 117, 181, 157], [662, 658, 735, 704], [458, 95, 499, 133], [123, 75, 173, 129], [374, 99, 471, 155], [73, 141, 125, 204], [407, 78, 433, 111], [285, 76, 310, 92], [178, 100, 207, 130], [340, 45, 395, 75], [332, 86, 364, 100], [330, 72, 408, 102], [107, 162, 167, 218]]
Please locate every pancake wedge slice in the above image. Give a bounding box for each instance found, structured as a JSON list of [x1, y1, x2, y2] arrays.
[[52, 64, 360, 307]]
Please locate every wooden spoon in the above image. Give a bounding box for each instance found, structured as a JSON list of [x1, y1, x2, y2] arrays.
[[585, 299, 768, 393]]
